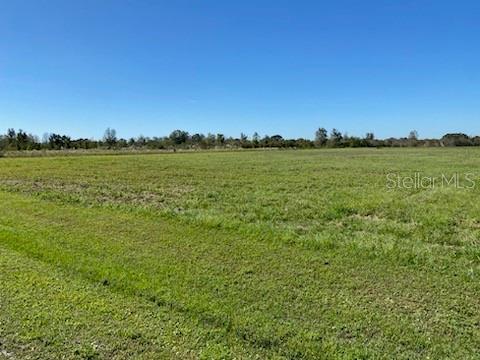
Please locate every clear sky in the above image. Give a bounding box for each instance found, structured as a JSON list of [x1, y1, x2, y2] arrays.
[[1, 1, 479, 140]]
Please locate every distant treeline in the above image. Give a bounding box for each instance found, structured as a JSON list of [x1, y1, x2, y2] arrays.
[[1, 127, 479, 152]]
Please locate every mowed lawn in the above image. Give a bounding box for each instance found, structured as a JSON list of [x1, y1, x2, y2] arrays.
[[1, 148, 480, 359]]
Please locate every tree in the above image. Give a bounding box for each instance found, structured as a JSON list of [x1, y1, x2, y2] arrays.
[[314, 128, 328, 147], [441, 133, 472, 147], [365, 132, 375, 147], [408, 130, 419, 146], [252, 132, 260, 147], [191, 133, 205, 146], [48, 133, 71, 150], [270, 135, 284, 147], [216, 134, 225, 146], [408, 130, 418, 141], [238, 133, 249, 148], [168, 130, 189, 145], [6, 128, 16, 149], [16, 130, 28, 150], [7, 128, 16, 141], [103, 128, 117, 149], [328, 128, 343, 147], [42, 133, 50, 145], [205, 133, 216, 148]]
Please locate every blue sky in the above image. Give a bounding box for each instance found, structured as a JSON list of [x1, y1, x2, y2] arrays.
[[1, 1, 479, 140]]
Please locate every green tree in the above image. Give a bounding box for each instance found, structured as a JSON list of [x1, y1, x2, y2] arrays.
[[216, 134, 225, 146], [252, 132, 260, 148], [314, 128, 328, 147], [103, 128, 118, 149], [169, 130, 189, 145], [328, 128, 343, 147]]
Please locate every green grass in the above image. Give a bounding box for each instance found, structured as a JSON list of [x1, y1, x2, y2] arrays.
[[1, 148, 480, 359]]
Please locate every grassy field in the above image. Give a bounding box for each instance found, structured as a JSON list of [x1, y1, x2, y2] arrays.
[[1, 148, 480, 359]]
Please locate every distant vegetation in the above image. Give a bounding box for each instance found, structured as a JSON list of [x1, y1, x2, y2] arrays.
[[1, 127, 480, 152]]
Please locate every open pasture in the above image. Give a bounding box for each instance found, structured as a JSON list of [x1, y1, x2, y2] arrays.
[[1, 148, 480, 359]]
